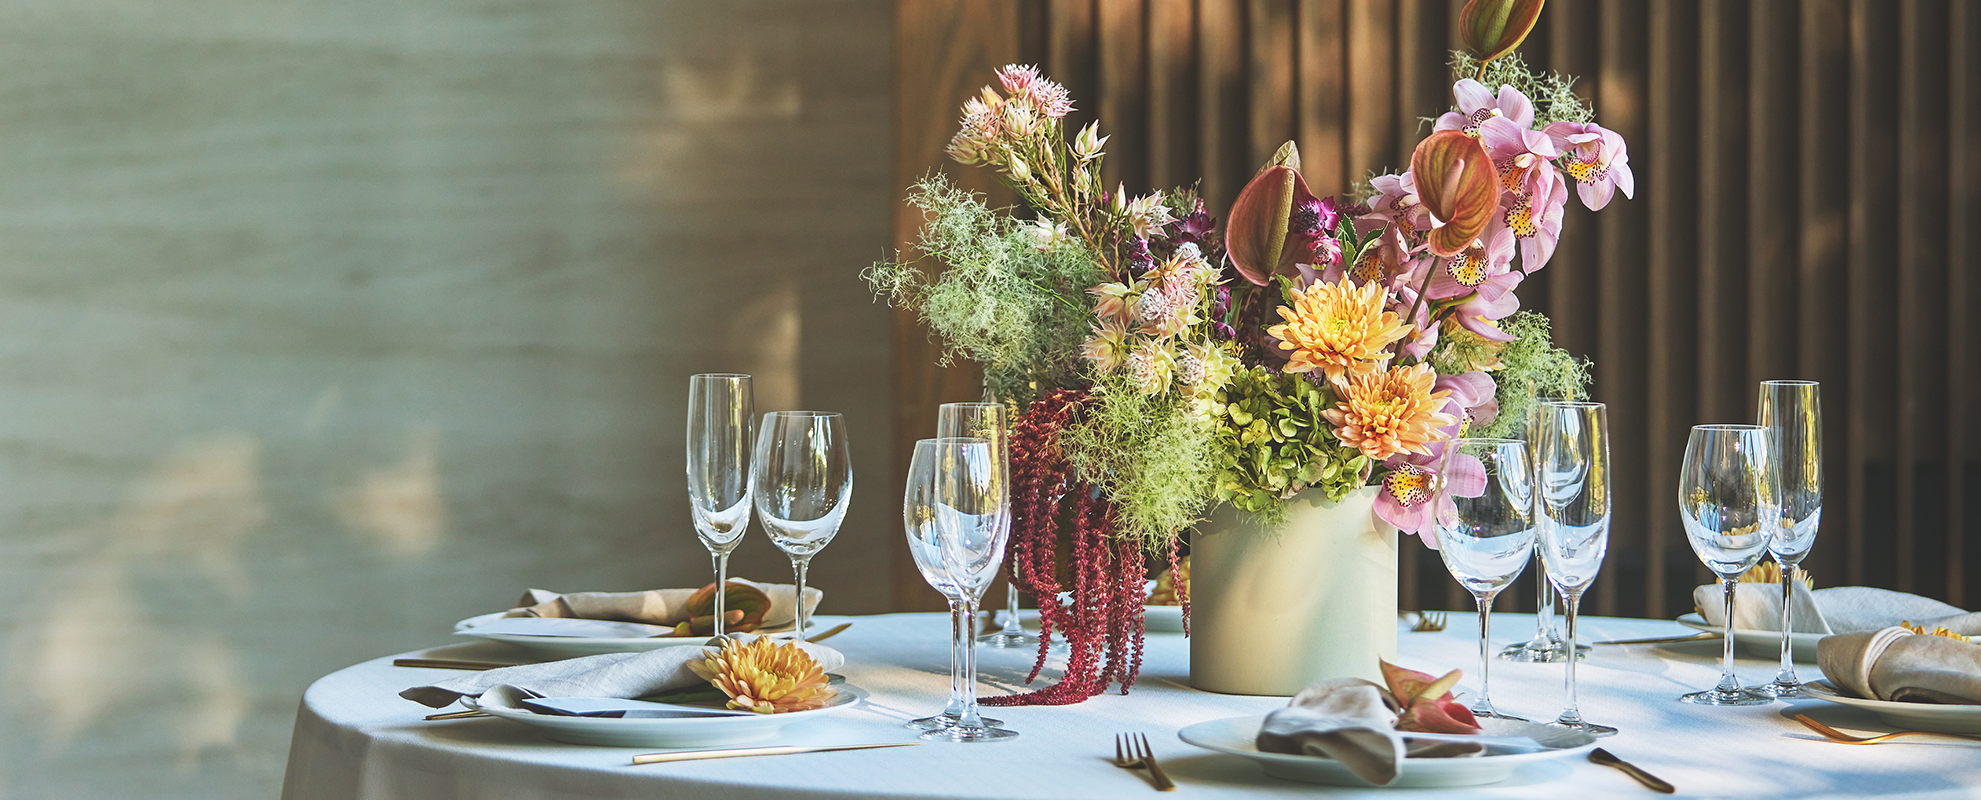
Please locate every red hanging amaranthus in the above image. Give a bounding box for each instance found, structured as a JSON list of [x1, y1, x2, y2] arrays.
[[984, 388, 1154, 706]]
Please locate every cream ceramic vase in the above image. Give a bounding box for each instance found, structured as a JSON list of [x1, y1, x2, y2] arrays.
[[1188, 485, 1398, 695]]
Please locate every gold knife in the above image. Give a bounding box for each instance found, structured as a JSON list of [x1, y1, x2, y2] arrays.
[[632, 742, 918, 765], [1590, 748, 1675, 793]]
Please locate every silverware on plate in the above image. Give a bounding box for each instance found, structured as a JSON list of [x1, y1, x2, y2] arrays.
[[1588, 748, 1674, 793], [1792, 714, 1981, 745], [806, 622, 854, 643], [631, 742, 918, 764]]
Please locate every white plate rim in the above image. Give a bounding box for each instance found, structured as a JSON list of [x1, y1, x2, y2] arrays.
[[1799, 680, 1981, 719], [465, 680, 864, 738], [1177, 714, 1596, 783], [1676, 613, 1825, 644], [454, 612, 813, 652]]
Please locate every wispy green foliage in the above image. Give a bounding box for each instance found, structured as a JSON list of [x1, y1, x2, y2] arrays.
[[1448, 51, 1594, 126], [1061, 372, 1220, 547], [864, 174, 1106, 404], [1471, 311, 1591, 439], [1207, 367, 1370, 526]]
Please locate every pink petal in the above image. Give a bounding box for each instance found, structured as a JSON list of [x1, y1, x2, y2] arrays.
[[1478, 116, 1528, 156], [1472, 397, 1500, 428], [1612, 158, 1636, 199], [1496, 85, 1534, 130], [1444, 452, 1488, 498], [1578, 178, 1615, 212], [1434, 111, 1468, 132], [1519, 233, 1556, 273], [1426, 260, 1472, 299], [1521, 128, 1559, 158], [1452, 79, 1493, 114]]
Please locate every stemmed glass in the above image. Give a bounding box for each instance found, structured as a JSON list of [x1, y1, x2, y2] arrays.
[[1501, 396, 1585, 664], [920, 437, 1019, 742], [1534, 400, 1617, 736], [686, 374, 754, 636], [1434, 438, 1537, 720], [940, 402, 1037, 649], [902, 437, 1003, 732], [752, 411, 852, 639], [1678, 424, 1778, 706], [1757, 381, 1821, 698]]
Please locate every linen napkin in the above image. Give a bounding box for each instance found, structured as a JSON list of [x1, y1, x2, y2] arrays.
[[1255, 678, 1485, 786], [1817, 627, 1981, 704], [505, 578, 822, 630], [1693, 583, 1980, 635], [400, 634, 846, 708]]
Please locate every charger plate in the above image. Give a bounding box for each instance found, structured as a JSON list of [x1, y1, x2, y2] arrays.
[[1177, 715, 1595, 789], [1800, 680, 1981, 734], [1676, 613, 1823, 662]]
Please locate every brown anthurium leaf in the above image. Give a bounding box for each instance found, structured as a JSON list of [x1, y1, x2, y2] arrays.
[[1379, 658, 1484, 735], [1226, 142, 1318, 285], [1460, 0, 1547, 63], [1409, 131, 1499, 258], [675, 581, 773, 636]]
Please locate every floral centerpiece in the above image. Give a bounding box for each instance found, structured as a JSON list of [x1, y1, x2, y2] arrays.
[[868, 0, 1626, 705]]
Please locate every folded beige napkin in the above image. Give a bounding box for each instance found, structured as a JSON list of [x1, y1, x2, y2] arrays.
[[1694, 583, 1979, 635], [1817, 627, 1981, 704], [1255, 678, 1484, 786], [505, 578, 822, 630], [400, 634, 846, 708]]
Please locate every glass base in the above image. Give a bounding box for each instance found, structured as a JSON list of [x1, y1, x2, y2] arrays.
[[1470, 706, 1529, 722], [907, 713, 1003, 731], [978, 631, 1039, 648], [1755, 678, 1804, 699], [1497, 641, 1589, 662], [1548, 719, 1619, 737], [919, 723, 1019, 742], [1679, 687, 1774, 706]]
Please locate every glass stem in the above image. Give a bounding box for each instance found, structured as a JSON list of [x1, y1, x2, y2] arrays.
[[956, 595, 985, 729], [712, 552, 730, 637], [791, 557, 811, 637], [1474, 592, 1496, 716], [1775, 562, 1799, 686], [1557, 590, 1584, 726], [1001, 580, 1024, 635], [1536, 568, 1558, 643], [946, 600, 965, 716], [1717, 577, 1741, 693]]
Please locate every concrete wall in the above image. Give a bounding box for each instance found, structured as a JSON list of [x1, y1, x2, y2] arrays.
[[0, 2, 895, 796]]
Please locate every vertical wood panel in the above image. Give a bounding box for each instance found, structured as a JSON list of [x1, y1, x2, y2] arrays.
[[1344, 0, 1396, 186], [1645, 0, 1701, 619], [1950, 0, 1981, 607], [1897, 0, 1950, 598], [1849, 0, 1901, 588], [1594, 0, 1650, 617], [1798, 0, 1852, 593], [1296, 0, 1347, 194], [1097, 0, 1150, 192], [1248, 0, 1297, 170], [1147, 0, 1199, 191], [1197, 0, 1248, 213]]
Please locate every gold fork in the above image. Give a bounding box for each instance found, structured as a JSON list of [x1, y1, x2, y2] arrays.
[[1791, 714, 1981, 745], [1113, 732, 1177, 791], [1409, 611, 1447, 633]]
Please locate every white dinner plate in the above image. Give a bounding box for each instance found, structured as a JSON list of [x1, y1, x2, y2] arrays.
[[454, 612, 821, 659], [1799, 680, 1981, 734], [466, 680, 865, 747], [1676, 613, 1823, 662], [1177, 715, 1596, 789], [1144, 604, 1184, 633]]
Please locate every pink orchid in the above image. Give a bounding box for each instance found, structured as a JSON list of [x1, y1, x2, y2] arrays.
[[1544, 121, 1634, 211], [1376, 444, 1484, 546], [1478, 115, 1561, 201], [1425, 218, 1515, 301], [1450, 272, 1524, 342], [1434, 80, 1535, 138], [1436, 371, 1501, 433], [1387, 275, 1440, 360], [1360, 172, 1433, 233], [1503, 173, 1567, 272]]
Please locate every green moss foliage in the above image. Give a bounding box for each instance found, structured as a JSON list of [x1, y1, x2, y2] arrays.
[[1471, 311, 1591, 439]]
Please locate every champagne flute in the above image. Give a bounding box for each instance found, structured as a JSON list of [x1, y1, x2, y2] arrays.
[[1434, 438, 1537, 720], [1501, 396, 1585, 663], [902, 438, 1003, 731], [1757, 380, 1821, 698], [1534, 400, 1617, 736], [923, 436, 1019, 742], [752, 411, 851, 638], [686, 374, 753, 636], [1678, 424, 1778, 706], [939, 402, 1037, 649]]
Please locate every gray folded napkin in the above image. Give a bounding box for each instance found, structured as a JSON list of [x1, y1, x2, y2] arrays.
[[1694, 583, 1979, 635], [1255, 678, 1484, 786], [505, 578, 822, 630], [1818, 627, 1981, 704], [400, 634, 846, 709]]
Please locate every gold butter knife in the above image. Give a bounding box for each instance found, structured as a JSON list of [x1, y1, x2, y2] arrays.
[[632, 742, 918, 765], [1590, 748, 1675, 793], [806, 622, 854, 643]]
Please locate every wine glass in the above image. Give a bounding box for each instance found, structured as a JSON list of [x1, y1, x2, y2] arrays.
[[939, 402, 1037, 649], [1434, 438, 1537, 720], [1534, 400, 1617, 736], [902, 437, 1004, 732], [1678, 424, 1778, 706], [922, 437, 1018, 743], [686, 374, 753, 636], [1501, 396, 1585, 663], [752, 411, 851, 639], [1757, 380, 1821, 698]]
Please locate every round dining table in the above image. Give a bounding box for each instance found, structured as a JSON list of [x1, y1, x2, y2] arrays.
[[281, 611, 1981, 800]]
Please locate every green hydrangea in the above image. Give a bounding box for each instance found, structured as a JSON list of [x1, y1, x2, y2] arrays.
[[1208, 367, 1369, 525]]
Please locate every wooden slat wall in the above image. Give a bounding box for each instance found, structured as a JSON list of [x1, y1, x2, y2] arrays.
[[893, 0, 1981, 616]]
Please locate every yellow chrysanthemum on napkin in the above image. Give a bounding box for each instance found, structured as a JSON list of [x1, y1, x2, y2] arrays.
[[1900, 621, 1972, 642], [689, 636, 837, 714], [1737, 561, 1813, 586]]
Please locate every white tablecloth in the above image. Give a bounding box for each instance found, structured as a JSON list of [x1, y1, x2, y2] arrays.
[[282, 612, 1981, 800]]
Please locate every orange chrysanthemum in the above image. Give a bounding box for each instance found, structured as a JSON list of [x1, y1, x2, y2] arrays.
[[1266, 277, 1412, 384], [688, 636, 837, 714], [1322, 363, 1457, 460]]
